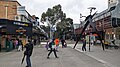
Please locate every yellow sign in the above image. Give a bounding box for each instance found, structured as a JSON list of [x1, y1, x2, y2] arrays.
[[16, 30, 26, 32]]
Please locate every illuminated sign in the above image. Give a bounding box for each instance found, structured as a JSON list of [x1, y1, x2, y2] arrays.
[[16, 27, 26, 34], [13, 22, 28, 26]]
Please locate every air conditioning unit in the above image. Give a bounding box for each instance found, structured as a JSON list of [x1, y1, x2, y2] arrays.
[[15, 15, 21, 21], [15, 15, 18, 20]]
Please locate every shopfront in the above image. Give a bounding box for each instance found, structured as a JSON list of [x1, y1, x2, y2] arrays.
[[0, 19, 32, 51]]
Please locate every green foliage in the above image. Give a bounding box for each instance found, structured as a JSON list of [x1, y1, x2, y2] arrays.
[[40, 4, 73, 38]]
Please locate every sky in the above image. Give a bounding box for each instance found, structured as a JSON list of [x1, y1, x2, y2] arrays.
[[17, 0, 108, 24]]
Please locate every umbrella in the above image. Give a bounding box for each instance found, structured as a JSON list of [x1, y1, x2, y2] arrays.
[[93, 34, 98, 36], [21, 54, 26, 64]]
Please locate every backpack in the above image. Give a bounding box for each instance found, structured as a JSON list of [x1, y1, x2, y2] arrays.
[[48, 42, 52, 48], [48, 41, 55, 48]]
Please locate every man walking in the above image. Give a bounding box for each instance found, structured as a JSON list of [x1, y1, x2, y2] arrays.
[[24, 40, 33, 67]]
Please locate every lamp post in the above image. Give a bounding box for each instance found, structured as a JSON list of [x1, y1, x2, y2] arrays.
[[80, 13, 86, 27], [88, 7, 96, 15]]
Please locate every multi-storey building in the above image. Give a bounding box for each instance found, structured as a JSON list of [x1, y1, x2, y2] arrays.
[[108, 0, 118, 8], [91, 0, 120, 45], [75, 0, 120, 45], [0, 0, 33, 51], [0, 0, 33, 22]]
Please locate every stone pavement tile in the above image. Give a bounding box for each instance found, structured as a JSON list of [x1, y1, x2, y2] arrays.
[[28, 47, 106, 67], [73, 43, 120, 67], [0, 46, 107, 67]]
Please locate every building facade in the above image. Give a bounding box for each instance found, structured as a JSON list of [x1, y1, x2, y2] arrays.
[[75, 0, 120, 45], [0, 0, 33, 51]]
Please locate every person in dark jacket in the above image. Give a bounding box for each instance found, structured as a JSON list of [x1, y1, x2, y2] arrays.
[[24, 40, 33, 67], [61, 38, 66, 48], [47, 39, 58, 59], [111, 39, 115, 45], [82, 38, 86, 51]]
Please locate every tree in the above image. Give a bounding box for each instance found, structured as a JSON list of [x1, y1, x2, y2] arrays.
[[41, 4, 66, 25], [40, 4, 73, 39]]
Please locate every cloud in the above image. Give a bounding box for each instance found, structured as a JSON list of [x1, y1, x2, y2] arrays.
[[18, 0, 108, 24]]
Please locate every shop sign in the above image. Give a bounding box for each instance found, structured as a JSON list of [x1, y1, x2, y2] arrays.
[[16, 27, 26, 34], [13, 22, 28, 27]]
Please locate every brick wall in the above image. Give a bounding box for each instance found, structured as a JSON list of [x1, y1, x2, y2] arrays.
[[0, 1, 20, 20]]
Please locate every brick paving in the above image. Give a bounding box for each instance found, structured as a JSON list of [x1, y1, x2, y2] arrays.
[[0, 45, 107, 67]]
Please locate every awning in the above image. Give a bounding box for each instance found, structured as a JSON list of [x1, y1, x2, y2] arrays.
[[0, 19, 32, 36], [93, 34, 98, 36]]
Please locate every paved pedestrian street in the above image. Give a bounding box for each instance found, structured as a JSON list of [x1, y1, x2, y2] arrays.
[[0, 45, 108, 67]]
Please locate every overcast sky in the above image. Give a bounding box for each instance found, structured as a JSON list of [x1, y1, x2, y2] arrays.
[[18, 0, 108, 24]]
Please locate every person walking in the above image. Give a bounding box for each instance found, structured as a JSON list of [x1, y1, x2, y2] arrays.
[[24, 40, 33, 67], [14, 39, 18, 49], [111, 39, 115, 45], [33, 39, 36, 45], [45, 39, 52, 51], [0, 44, 1, 52], [18, 40, 23, 51], [54, 38, 59, 51], [82, 38, 86, 51], [47, 39, 59, 59], [61, 38, 67, 48]]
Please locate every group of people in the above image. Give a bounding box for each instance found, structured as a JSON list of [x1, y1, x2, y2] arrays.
[[45, 38, 67, 59], [47, 39, 59, 59], [5, 38, 24, 52], [45, 38, 67, 51], [22, 38, 86, 67]]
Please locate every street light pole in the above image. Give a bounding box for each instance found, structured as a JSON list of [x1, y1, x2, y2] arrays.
[[80, 13, 86, 27], [88, 7, 96, 15]]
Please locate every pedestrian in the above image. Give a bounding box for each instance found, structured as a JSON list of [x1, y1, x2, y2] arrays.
[[61, 38, 66, 48], [18, 40, 23, 51], [111, 39, 115, 45], [14, 39, 18, 49], [47, 39, 59, 59], [24, 40, 33, 67], [45, 39, 52, 51], [6, 38, 10, 52], [54, 38, 60, 51], [0, 44, 1, 52], [82, 38, 86, 51], [33, 39, 36, 45]]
